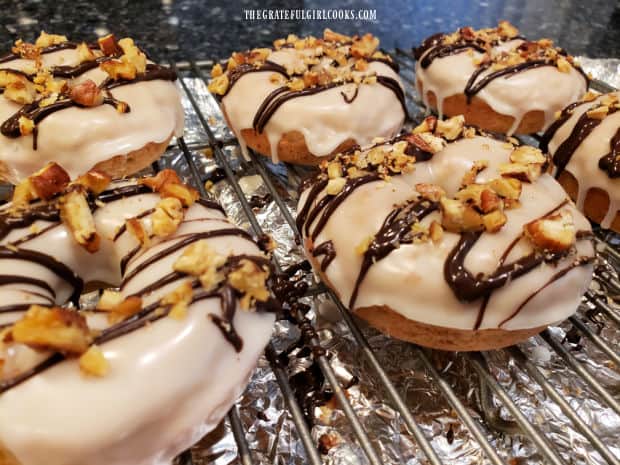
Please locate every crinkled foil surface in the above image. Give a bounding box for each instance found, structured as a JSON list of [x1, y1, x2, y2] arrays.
[[176, 58, 617, 465]]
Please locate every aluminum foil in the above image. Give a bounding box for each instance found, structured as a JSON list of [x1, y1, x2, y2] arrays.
[[170, 60, 620, 465]]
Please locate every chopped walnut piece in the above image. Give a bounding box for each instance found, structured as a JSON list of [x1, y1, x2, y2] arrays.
[[11, 178, 36, 210], [118, 38, 147, 74], [59, 186, 100, 253], [556, 57, 571, 73], [73, 170, 111, 195], [12, 39, 40, 61], [11, 305, 92, 355], [581, 91, 599, 102], [500, 163, 541, 183], [98, 33, 121, 56], [480, 189, 502, 213], [326, 177, 346, 195], [152, 197, 184, 237], [429, 221, 443, 243], [323, 29, 351, 43], [29, 162, 71, 200], [162, 281, 194, 320], [488, 177, 522, 200], [69, 79, 104, 107], [140, 169, 182, 191], [482, 209, 508, 232], [126, 217, 150, 247], [18, 116, 35, 136], [76, 42, 96, 62], [100, 59, 137, 80], [586, 105, 609, 120], [209, 63, 223, 79], [407, 133, 445, 154], [228, 259, 270, 309], [412, 116, 438, 134], [350, 33, 379, 58], [327, 161, 343, 179], [461, 160, 489, 186], [440, 197, 484, 233], [35, 32, 68, 48], [174, 240, 227, 276], [160, 182, 199, 207], [97, 294, 142, 323], [435, 115, 465, 140], [524, 211, 576, 252], [415, 183, 445, 202], [4, 79, 37, 104], [509, 146, 546, 165], [79, 345, 109, 377], [207, 73, 229, 95]]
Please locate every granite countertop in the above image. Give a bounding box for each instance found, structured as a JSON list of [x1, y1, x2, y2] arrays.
[[1, 0, 618, 62]]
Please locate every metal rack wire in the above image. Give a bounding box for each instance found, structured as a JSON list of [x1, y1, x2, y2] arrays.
[[168, 50, 618, 465]]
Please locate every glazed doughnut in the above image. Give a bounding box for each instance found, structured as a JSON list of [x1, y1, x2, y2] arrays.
[[414, 21, 588, 135], [208, 29, 406, 164], [0, 32, 184, 183], [297, 116, 594, 351], [0, 168, 275, 465], [541, 91, 620, 232]]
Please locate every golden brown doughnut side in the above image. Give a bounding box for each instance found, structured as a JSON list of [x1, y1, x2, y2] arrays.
[[417, 79, 546, 135], [353, 305, 545, 351], [557, 170, 620, 233], [240, 128, 358, 165], [90, 135, 172, 179]]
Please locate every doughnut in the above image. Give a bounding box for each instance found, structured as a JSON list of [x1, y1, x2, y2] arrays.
[[541, 91, 620, 232], [208, 29, 406, 165], [0, 32, 184, 184], [414, 21, 588, 135], [0, 167, 276, 465], [297, 115, 595, 351]]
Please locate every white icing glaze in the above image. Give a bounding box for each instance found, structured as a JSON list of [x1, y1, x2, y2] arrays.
[[222, 48, 405, 162], [415, 40, 587, 135], [298, 136, 594, 331], [0, 48, 185, 182], [546, 92, 620, 229], [0, 187, 274, 465]]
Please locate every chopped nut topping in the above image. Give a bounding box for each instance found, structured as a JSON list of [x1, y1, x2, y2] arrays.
[[461, 160, 489, 187], [173, 240, 227, 292], [586, 105, 609, 120], [126, 217, 150, 247], [34, 32, 68, 48], [98, 34, 121, 56], [18, 116, 35, 136], [4, 79, 37, 104], [11, 305, 92, 355], [500, 162, 542, 183], [152, 197, 184, 237], [159, 182, 199, 207], [429, 221, 443, 243], [29, 162, 71, 200], [415, 183, 445, 202], [524, 211, 575, 252], [79, 345, 109, 377], [326, 177, 346, 195], [440, 197, 484, 233], [208, 73, 229, 95], [69, 79, 104, 107], [59, 186, 100, 253], [140, 169, 181, 191], [509, 146, 546, 165], [228, 259, 270, 309], [435, 115, 465, 140], [73, 170, 111, 195], [482, 209, 507, 232], [162, 281, 194, 320], [76, 42, 96, 62], [412, 116, 438, 134], [100, 59, 137, 80]]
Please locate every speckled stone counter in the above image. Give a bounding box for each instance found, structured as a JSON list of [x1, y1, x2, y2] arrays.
[[1, 0, 618, 61]]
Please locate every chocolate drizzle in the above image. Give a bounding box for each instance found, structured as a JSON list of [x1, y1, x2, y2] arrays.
[[225, 61, 288, 96], [539, 101, 588, 153], [0, 41, 81, 64], [312, 240, 336, 271], [349, 199, 438, 308], [420, 42, 486, 69], [598, 128, 620, 178]]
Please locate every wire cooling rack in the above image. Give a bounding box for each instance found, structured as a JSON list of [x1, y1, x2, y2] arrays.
[[159, 49, 620, 465], [2, 50, 618, 465]]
